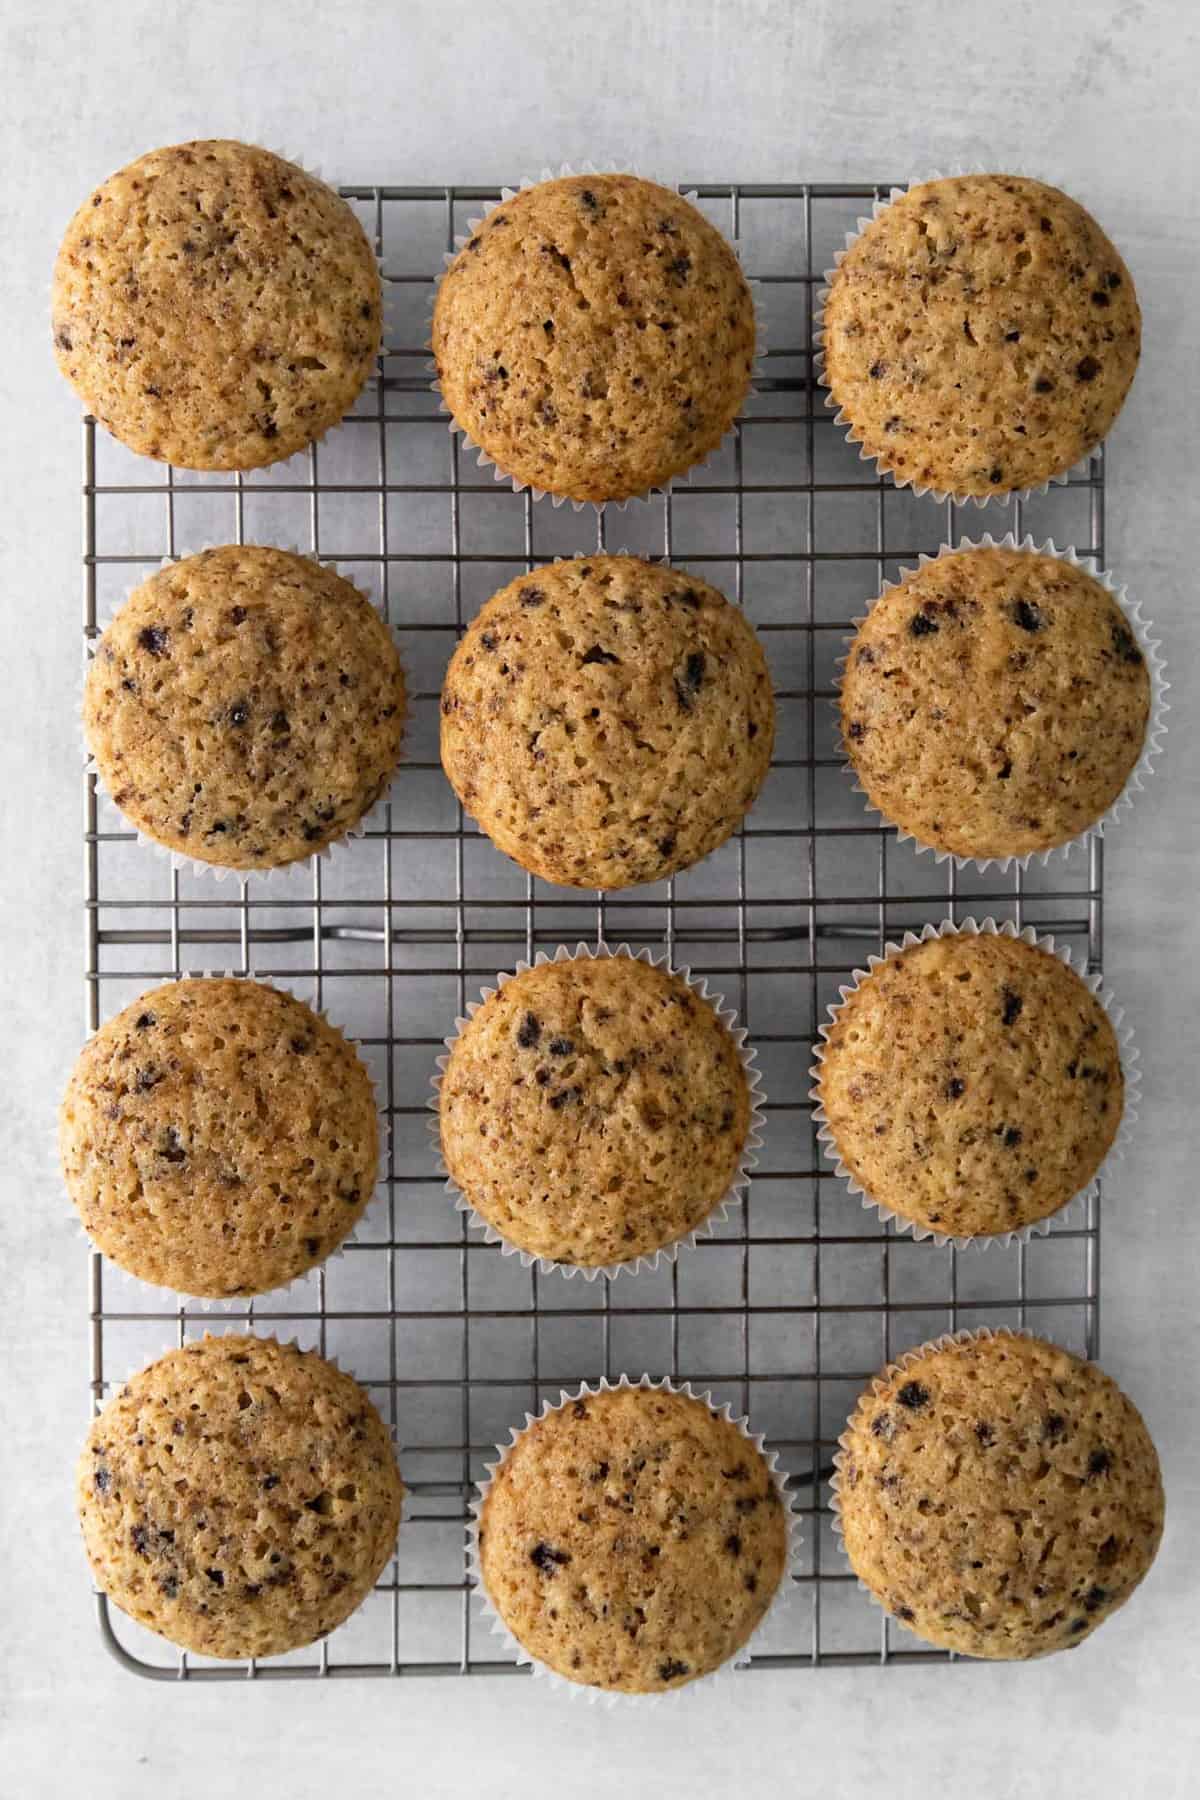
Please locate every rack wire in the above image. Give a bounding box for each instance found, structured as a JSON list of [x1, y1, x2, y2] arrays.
[[82, 181, 1107, 1679]]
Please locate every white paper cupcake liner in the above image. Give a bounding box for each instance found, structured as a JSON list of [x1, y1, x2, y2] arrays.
[[828, 1324, 1035, 1639], [61, 969, 390, 1308], [429, 941, 766, 1280], [467, 1373, 802, 1704], [814, 168, 1130, 506], [808, 917, 1139, 1250], [82, 543, 407, 885], [834, 533, 1169, 873], [426, 160, 767, 511]]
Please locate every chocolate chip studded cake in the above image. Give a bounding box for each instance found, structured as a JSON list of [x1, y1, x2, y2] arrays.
[[821, 176, 1140, 498], [477, 1384, 789, 1691], [835, 1332, 1164, 1659], [440, 555, 774, 889], [52, 140, 381, 469], [841, 546, 1152, 861], [432, 174, 755, 502], [814, 930, 1122, 1238], [439, 953, 753, 1268], [84, 546, 405, 870], [60, 978, 379, 1297], [79, 1335, 402, 1659]]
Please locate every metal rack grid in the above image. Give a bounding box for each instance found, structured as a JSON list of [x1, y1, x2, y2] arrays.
[[82, 180, 1107, 1680]]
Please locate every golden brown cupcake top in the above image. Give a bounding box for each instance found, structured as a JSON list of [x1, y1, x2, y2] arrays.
[[432, 174, 755, 502], [814, 931, 1122, 1238], [439, 954, 752, 1267], [79, 1336, 402, 1659], [440, 555, 774, 889], [836, 1332, 1164, 1659], [822, 175, 1140, 497], [53, 140, 381, 469], [841, 547, 1151, 861], [60, 979, 379, 1297], [84, 546, 405, 870], [478, 1385, 788, 1691]]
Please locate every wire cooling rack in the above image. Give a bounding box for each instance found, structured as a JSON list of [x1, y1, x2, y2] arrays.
[[82, 181, 1108, 1679]]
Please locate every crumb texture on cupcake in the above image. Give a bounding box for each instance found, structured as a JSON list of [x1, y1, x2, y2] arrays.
[[432, 174, 755, 502], [841, 547, 1151, 860], [815, 932, 1122, 1238], [822, 175, 1140, 497], [79, 1336, 402, 1659], [53, 140, 381, 469], [60, 979, 379, 1297], [836, 1332, 1164, 1659], [440, 955, 751, 1266], [479, 1385, 788, 1691], [84, 546, 405, 870], [440, 555, 774, 888]]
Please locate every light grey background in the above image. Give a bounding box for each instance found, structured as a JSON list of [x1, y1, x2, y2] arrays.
[[2, 1, 1197, 1794]]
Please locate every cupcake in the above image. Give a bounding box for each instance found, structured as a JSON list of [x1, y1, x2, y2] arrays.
[[840, 542, 1156, 863], [812, 925, 1124, 1240], [79, 1335, 402, 1659], [440, 555, 774, 889], [821, 175, 1140, 498], [834, 1331, 1164, 1659], [438, 949, 758, 1271], [84, 546, 405, 872], [60, 978, 379, 1297], [53, 140, 381, 469], [474, 1380, 790, 1693], [431, 173, 755, 503]]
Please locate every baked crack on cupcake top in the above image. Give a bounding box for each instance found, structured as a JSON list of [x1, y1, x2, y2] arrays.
[[84, 546, 405, 870], [840, 546, 1151, 861], [822, 175, 1140, 497], [814, 932, 1122, 1238], [53, 139, 381, 469], [78, 1335, 402, 1659], [432, 174, 755, 502], [439, 954, 752, 1266], [60, 978, 379, 1296], [836, 1332, 1163, 1659], [440, 555, 774, 889], [478, 1385, 788, 1691]]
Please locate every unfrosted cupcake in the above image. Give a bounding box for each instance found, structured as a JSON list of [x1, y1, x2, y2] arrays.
[[840, 544, 1153, 862], [834, 1331, 1164, 1659], [813, 929, 1123, 1239], [440, 555, 774, 889], [84, 546, 405, 871], [60, 978, 379, 1297], [475, 1382, 789, 1692], [53, 140, 381, 469], [432, 173, 755, 502], [438, 952, 755, 1269], [821, 175, 1140, 498], [79, 1335, 402, 1659]]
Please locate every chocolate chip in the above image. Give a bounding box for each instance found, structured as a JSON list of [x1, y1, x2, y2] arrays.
[[1111, 622, 1143, 665], [270, 710, 291, 735], [658, 834, 676, 858], [262, 1475, 281, 1490], [228, 699, 250, 727], [1012, 598, 1044, 632], [160, 1127, 186, 1164], [1088, 1448, 1112, 1478], [130, 1525, 150, 1555], [579, 189, 599, 212], [529, 1542, 571, 1574], [667, 255, 692, 283], [547, 1037, 574, 1056], [744, 1573, 758, 1593], [868, 360, 887, 379], [290, 1037, 311, 1055], [998, 759, 1013, 780], [974, 1421, 995, 1446], [305, 1237, 319, 1257], [658, 1659, 690, 1681], [206, 1569, 224, 1587], [572, 1400, 587, 1419], [674, 651, 706, 711], [516, 1012, 541, 1049], [480, 631, 498, 651], [548, 1086, 581, 1110], [1001, 988, 1023, 1027], [135, 1012, 156, 1030], [1005, 330, 1021, 342], [847, 720, 865, 741], [138, 625, 169, 657], [946, 1078, 965, 1099], [897, 1381, 930, 1411], [1034, 376, 1054, 394], [1106, 271, 1122, 289], [55, 328, 73, 352], [591, 1461, 609, 1482], [519, 584, 544, 607], [909, 610, 939, 638], [724, 1533, 742, 1556], [870, 1412, 895, 1441], [895, 1605, 915, 1622], [988, 466, 1004, 484], [1076, 355, 1101, 382], [1097, 1534, 1119, 1565], [1003, 1126, 1023, 1149], [135, 1066, 160, 1093], [1084, 1585, 1108, 1613], [229, 605, 248, 625], [1091, 290, 1111, 308], [159, 1576, 179, 1599], [94, 1466, 111, 1493], [1042, 1413, 1066, 1442], [580, 643, 619, 665]]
